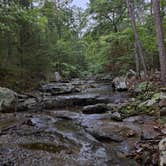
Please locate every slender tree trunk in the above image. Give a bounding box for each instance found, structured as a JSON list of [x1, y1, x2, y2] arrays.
[[112, 12, 118, 32], [134, 42, 140, 77], [150, 0, 155, 73], [126, 0, 147, 77], [152, 0, 166, 84]]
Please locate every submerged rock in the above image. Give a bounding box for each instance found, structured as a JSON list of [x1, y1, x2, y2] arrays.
[[0, 87, 17, 113]]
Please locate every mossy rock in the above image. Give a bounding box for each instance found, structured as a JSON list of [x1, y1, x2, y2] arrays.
[[136, 92, 166, 115], [119, 103, 138, 117], [136, 81, 153, 92], [119, 99, 156, 117]]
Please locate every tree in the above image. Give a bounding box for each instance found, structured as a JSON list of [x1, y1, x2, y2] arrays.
[[88, 0, 126, 34], [126, 0, 147, 77], [0, 0, 87, 90], [152, 0, 166, 84]]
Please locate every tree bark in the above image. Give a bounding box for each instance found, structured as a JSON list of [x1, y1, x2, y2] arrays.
[[126, 0, 147, 77], [152, 0, 166, 84]]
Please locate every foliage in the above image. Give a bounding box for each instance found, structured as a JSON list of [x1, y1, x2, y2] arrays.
[[82, 0, 166, 75], [0, 0, 166, 90], [136, 81, 153, 92], [0, 0, 87, 90]]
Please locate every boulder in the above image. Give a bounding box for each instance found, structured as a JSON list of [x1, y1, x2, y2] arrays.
[[159, 138, 166, 166], [54, 72, 62, 82], [82, 103, 108, 114], [112, 76, 128, 91], [0, 87, 17, 112], [111, 112, 122, 121]]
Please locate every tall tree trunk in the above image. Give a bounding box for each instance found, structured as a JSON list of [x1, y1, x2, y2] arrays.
[[152, 0, 166, 84], [150, 0, 155, 73], [126, 0, 147, 77], [134, 42, 140, 76]]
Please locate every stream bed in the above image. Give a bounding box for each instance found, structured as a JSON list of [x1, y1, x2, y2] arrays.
[[0, 79, 163, 166]]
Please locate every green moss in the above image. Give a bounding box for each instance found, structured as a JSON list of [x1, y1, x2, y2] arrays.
[[119, 103, 138, 117], [118, 99, 156, 117]]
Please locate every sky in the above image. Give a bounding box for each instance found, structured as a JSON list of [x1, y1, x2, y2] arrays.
[[72, 0, 89, 9]]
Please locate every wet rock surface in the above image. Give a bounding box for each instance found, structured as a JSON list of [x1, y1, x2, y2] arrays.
[[40, 83, 76, 95], [82, 103, 108, 114], [0, 79, 165, 166]]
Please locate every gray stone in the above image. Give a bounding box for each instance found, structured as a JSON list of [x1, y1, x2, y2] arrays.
[[0, 87, 17, 113], [111, 112, 122, 121], [159, 138, 166, 166], [83, 121, 141, 143]]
